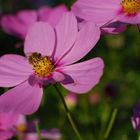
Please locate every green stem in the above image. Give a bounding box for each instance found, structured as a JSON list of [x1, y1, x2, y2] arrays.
[[35, 120, 42, 140], [104, 108, 118, 139], [138, 135, 140, 140], [54, 84, 82, 140]]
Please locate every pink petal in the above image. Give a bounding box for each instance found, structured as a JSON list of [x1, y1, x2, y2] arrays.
[[0, 112, 19, 130], [0, 81, 43, 115], [41, 129, 61, 140], [60, 58, 104, 93], [24, 22, 55, 57], [131, 117, 140, 131], [23, 133, 38, 140], [115, 13, 140, 24], [54, 12, 78, 63], [101, 22, 127, 34], [52, 71, 65, 82], [37, 6, 52, 21], [57, 22, 100, 65], [38, 5, 68, 27], [15, 114, 27, 127], [1, 10, 37, 39], [0, 54, 33, 87], [0, 131, 13, 140], [72, 0, 120, 24], [38, 7, 51, 20]]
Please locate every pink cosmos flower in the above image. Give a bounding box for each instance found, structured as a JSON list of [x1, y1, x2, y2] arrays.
[[0, 112, 60, 140], [65, 92, 77, 109], [131, 100, 140, 131], [132, 117, 140, 131], [0, 12, 104, 115], [0, 112, 22, 140], [89, 92, 101, 105], [72, 0, 140, 25], [16, 118, 61, 140], [1, 5, 68, 39], [23, 129, 61, 140]]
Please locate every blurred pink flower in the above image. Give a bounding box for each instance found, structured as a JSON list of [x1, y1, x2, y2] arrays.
[[23, 128, 61, 140], [23, 133, 38, 140], [0, 112, 23, 140], [89, 92, 101, 105], [41, 129, 61, 140], [0, 112, 61, 140], [18, 119, 61, 140], [131, 100, 140, 131], [131, 117, 140, 131], [65, 92, 77, 109], [15, 115, 27, 133], [0, 12, 104, 115], [72, 0, 140, 25], [1, 5, 68, 39]]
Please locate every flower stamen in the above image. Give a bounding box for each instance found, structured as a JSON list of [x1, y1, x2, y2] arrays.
[[121, 0, 140, 14], [17, 124, 26, 132], [28, 52, 54, 77]]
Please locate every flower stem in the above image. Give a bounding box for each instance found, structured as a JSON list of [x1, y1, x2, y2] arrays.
[[138, 135, 140, 140], [54, 84, 82, 140], [35, 120, 42, 140], [104, 108, 118, 139]]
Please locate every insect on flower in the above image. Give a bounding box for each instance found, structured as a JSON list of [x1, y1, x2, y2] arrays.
[[0, 12, 104, 115]]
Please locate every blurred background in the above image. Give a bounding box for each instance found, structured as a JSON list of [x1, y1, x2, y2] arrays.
[[0, 0, 140, 140]]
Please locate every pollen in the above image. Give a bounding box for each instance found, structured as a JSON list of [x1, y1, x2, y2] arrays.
[[28, 52, 54, 77], [17, 124, 26, 132], [121, 0, 140, 14]]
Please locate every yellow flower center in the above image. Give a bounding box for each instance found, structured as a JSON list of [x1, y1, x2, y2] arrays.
[[28, 52, 54, 77], [17, 124, 26, 132], [121, 0, 140, 14]]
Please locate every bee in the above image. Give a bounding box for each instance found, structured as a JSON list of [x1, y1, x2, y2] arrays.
[[27, 52, 42, 65]]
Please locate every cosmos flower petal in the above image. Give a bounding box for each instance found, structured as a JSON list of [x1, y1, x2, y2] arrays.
[[15, 114, 27, 127], [131, 100, 140, 131], [58, 22, 100, 65], [114, 13, 140, 24], [1, 10, 37, 39], [131, 117, 140, 131], [72, 0, 120, 24], [0, 81, 43, 115], [54, 12, 78, 62], [38, 5, 68, 27], [0, 112, 19, 130], [24, 22, 56, 57], [101, 22, 127, 34], [38, 6, 52, 21], [0, 54, 33, 87], [24, 129, 61, 140], [0, 131, 14, 140], [41, 129, 61, 140], [60, 58, 104, 93], [23, 133, 38, 140], [52, 71, 65, 82]]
